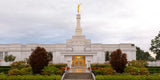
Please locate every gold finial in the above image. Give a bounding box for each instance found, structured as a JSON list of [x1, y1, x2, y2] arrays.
[[78, 4, 80, 13]]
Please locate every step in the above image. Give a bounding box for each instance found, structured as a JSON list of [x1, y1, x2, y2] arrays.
[[64, 73, 92, 79]]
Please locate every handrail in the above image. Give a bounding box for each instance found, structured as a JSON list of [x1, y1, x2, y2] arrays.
[[61, 66, 68, 80], [91, 73, 96, 80], [89, 64, 96, 80]]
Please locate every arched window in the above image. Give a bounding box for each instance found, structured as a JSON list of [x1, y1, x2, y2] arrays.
[[105, 51, 109, 61]]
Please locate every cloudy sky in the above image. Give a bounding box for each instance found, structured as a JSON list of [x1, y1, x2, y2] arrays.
[[0, 0, 159, 56]]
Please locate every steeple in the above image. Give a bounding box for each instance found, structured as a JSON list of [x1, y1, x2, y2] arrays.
[[75, 4, 82, 36]]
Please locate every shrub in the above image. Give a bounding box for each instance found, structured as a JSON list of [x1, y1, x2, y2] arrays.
[[0, 72, 4, 75], [11, 61, 28, 70], [0, 68, 10, 74], [8, 69, 21, 76], [94, 69, 103, 75], [91, 63, 111, 68], [103, 67, 116, 75], [124, 66, 138, 75], [147, 67, 160, 73], [124, 66, 149, 75], [41, 65, 58, 75], [128, 60, 148, 68], [20, 67, 32, 75], [4, 55, 16, 62], [110, 49, 127, 73], [56, 70, 63, 75], [49, 63, 67, 68], [29, 47, 50, 74], [137, 68, 149, 75]]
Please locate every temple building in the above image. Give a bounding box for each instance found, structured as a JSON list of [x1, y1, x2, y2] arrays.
[[0, 5, 136, 67]]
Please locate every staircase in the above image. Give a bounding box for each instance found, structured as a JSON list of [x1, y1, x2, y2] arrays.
[[62, 68, 94, 80], [63, 73, 93, 80]]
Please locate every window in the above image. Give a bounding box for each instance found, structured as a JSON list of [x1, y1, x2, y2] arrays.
[[0, 52, 3, 59], [5, 52, 8, 56]]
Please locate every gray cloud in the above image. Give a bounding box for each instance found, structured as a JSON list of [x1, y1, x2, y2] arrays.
[[0, 0, 160, 56]]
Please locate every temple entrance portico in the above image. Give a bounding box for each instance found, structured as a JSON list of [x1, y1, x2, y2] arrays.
[[60, 52, 97, 68]]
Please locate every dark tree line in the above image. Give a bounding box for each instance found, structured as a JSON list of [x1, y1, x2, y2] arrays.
[[136, 47, 154, 61]]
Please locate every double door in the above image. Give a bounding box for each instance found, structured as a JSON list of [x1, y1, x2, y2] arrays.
[[72, 56, 85, 67]]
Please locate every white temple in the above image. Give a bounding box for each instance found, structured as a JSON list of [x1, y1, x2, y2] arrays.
[[0, 5, 136, 67]]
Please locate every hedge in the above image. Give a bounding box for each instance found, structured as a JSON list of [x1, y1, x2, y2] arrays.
[[0, 75, 61, 80], [48, 64, 67, 68], [0, 66, 11, 68], [0, 66, 11, 74], [91, 64, 111, 68], [147, 67, 160, 73], [96, 75, 160, 80]]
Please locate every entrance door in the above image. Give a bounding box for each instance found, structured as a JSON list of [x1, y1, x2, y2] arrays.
[[72, 56, 85, 67]]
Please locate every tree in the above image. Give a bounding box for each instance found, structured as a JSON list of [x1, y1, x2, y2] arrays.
[[4, 55, 16, 62], [150, 31, 160, 60], [110, 49, 127, 73], [29, 47, 50, 74], [105, 51, 109, 61], [136, 47, 154, 61]]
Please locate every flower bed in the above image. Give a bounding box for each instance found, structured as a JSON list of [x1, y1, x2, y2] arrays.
[[88, 67, 102, 70], [60, 67, 70, 70]]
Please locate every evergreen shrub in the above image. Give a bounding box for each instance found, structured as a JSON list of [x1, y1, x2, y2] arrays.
[[8, 69, 21, 76], [11, 61, 29, 70], [41, 65, 58, 75], [124, 66, 138, 75], [103, 67, 116, 75], [56, 70, 63, 75], [128, 60, 148, 68], [20, 67, 32, 75]]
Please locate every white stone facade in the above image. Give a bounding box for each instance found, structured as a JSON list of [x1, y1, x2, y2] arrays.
[[0, 13, 136, 67]]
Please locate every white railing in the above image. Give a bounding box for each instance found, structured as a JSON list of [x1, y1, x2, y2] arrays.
[[61, 66, 68, 80], [89, 64, 96, 80]]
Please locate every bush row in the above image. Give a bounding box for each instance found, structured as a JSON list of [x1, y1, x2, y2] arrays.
[[94, 67, 116, 75], [0, 68, 10, 74], [91, 63, 111, 68], [96, 75, 160, 80], [49, 63, 67, 68], [8, 67, 32, 75], [0, 66, 11, 74], [147, 67, 160, 73], [0, 66, 10, 68], [0, 75, 61, 80], [124, 66, 149, 75]]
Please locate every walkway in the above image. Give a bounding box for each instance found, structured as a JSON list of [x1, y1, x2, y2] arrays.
[[68, 68, 90, 73]]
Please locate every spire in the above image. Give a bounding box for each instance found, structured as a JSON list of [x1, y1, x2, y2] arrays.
[[75, 4, 82, 36]]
